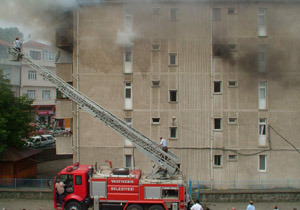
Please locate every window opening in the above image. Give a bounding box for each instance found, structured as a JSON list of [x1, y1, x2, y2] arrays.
[[169, 90, 177, 102]]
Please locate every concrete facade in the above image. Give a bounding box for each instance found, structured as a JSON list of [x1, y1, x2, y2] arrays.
[[55, 0, 300, 184]]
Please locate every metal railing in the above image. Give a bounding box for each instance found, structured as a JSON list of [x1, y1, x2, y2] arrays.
[[0, 178, 54, 189], [189, 179, 300, 199]]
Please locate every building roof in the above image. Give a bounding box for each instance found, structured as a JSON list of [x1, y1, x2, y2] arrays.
[[0, 40, 12, 47], [0, 147, 41, 162], [23, 40, 49, 49]]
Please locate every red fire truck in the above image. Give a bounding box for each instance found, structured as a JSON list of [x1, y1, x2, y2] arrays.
[[8, 48, 189, 210], [54, 162, 188, 210]]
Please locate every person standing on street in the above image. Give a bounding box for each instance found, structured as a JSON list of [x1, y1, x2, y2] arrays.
[[190, 199, 203, 210], [55, 179, 65, 206], [246, 201, 255, 210]]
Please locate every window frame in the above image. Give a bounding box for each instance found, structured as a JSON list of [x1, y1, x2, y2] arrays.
[[228, 80, 238, 87], [227, 8, 237, 15], [228, 154, 237, 162], [152, 44, 160, 51], [212, 8, 221, 21], [214, 81, 222, 94], [125, 154, 133, 169], [214, 118, 222, 131], [152, 118, 160, 125], [228, 118, 237, 125], [169, 90, 178, 103], [29, 50, 41, 60], [258, 44, 267, 73], [214, 155, 222, 167], [258, 81, 267, 110], [28, 70, 37, 80], [152, 81, 160, 87], [258, 154, 267, 172], [169, 53, 178, 66], [170, 8, 177, 21], [169, 126, 178, 139], [42, 90, 50, 100], [27, 90, 35, 99]]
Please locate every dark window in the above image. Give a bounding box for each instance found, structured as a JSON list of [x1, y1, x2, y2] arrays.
[[152, 44, 160, 50], [228, 155, 237, 160], [214, 81, 222, 93], [214, 155, 222, 166], [75, 175, 82, 185], [169, 90, 177, 102], [170, 127, 177, 138], [152, 81, 160, 87], [214, 118, 222, 130], [125, 50, 132, 62], [228, 81, 237, 87], [125, 88, 131, 98], [152, 118, 160, 124], [169, 53, 177, 65]]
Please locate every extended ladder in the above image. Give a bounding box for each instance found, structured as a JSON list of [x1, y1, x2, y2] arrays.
[[9, 48, 180, 174]]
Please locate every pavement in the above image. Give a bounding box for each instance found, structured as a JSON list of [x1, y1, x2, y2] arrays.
[[0, 199, 299, 210], [37, 158, 73, 178]]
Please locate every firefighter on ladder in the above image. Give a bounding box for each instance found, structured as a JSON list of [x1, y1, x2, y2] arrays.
[[13, 37, 22, 60]]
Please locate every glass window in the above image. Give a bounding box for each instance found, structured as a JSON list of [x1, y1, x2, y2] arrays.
[[169, 90, 177, 102], [259, 155, 266, 171], [214, 81, 222, 93], [228, 81, 237, 87], [28, 70, 37, 80], [125, 49, 132, 62], [152, 118, 160, 124], [169, 53, 177, 65], [42, 90, 50, 100], [170, 127, 177, 139], [42, 50, 56, 61], [30, 50, 41, 60], [125, 155, 132, 168], [152, 81, 160, 87], [170, 8, 177, 21], [75, 175, 82, 185], [214, 118, 222, 130], [258, 44, 267, 72], [214, 155, 222, 166], [27, 90, 35, 99]]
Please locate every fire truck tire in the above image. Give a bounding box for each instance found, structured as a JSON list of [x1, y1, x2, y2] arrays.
[[126, 204, 143, 210], [112, 167, 130, 175], [149, 205, 164, 210], [65, 201, 83, 210]]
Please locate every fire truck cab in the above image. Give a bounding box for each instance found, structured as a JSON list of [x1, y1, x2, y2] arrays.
[[54, 162, 188, 210]]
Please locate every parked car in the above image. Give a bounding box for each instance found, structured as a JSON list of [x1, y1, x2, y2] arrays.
[[27, 135, 56, 148], [49, 127, 65, 136]]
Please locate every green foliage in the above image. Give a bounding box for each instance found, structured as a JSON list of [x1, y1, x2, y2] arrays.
[[0, 70, 33, 153], [0, 27, 24, 43]]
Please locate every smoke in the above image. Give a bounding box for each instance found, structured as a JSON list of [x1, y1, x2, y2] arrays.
[[213, 38, 235, 65], [116, 27, 138, 48], [0, 0, 78, 42]]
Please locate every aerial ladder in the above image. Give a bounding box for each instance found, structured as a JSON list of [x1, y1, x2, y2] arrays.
[[9, 48, 180, 175]]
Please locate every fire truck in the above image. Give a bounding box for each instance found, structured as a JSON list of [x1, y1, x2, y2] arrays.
[[9, 48, 190, 210]]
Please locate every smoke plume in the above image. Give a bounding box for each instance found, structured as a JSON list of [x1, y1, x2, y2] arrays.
[[116, 27, 138, 48]]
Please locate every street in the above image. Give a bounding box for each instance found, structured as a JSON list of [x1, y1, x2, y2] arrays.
[[0, 199, 299, 210]]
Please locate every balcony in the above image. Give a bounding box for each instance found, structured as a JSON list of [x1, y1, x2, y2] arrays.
[[56, 135, 72, 155]]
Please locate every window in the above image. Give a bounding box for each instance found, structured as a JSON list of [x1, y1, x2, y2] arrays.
[[258, 44, 267, 72], [169, 53, 177, 66], [152, 44, 160, 51], [125, 15, 133, 29], [152, 81, 160, 87], [42, 50, 56, 61], [258, 81, 267, 109], [214, 118, 222, 130], [227, 8, 236, 15], [42, 90, 50, 100], [124, 82, 132, 110], [124, 118, 133, 146], [28, 70, 37, 80], [259, 155, 267, 171], [170, 8, 177, 21], [153, 8, 160, 15], [30, 50, 41, 60], [258, 8, 267, 36], [259, 118, 267, 146], [169, 127, 177, 139], [228, 80, 237, 87], [213, 8, 221, 21], [124, 48, 133, 74], [75, 175, 82, 185], [169, 90, 178, 102], [228, 118, 237, 124], [214, 81, 222, 93], [228, 154, 237, 161], [152, 118, 160, 124], [2, 69, 11, 80], [125, 154, 132, 168], [214, 155, 222, 166], [27, 90, 35, 99]]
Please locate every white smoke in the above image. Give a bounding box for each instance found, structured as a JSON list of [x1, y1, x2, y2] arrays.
[[116, 27, 138, 48]]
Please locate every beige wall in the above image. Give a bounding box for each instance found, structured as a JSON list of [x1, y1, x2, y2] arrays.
[[65, 1, 300, 183]]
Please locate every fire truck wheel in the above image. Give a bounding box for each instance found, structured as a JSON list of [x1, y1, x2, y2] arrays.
[[112, 167, 130, 175], [65, 201, 83, 210], [149, 205, 164, 210], [126, 204, 143, 210]]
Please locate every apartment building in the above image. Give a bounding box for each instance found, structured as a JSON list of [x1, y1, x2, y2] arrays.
[[55, 0, 300, 184], [0, 40, 21, 96], [21, 41, 57, 127]]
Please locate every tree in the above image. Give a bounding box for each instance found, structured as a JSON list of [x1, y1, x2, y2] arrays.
[[0, 70, 33, 153], [0, 27, 24, 43]]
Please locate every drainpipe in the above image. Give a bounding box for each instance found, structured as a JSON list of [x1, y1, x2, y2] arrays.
[[76, 3, 80, 163], [210, 7, 214, 190]]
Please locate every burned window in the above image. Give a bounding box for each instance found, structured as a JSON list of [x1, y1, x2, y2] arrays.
[[162, 188, 179, 199]]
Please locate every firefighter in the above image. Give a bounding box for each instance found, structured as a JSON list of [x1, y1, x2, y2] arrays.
[[13, 38, 22, 52]]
